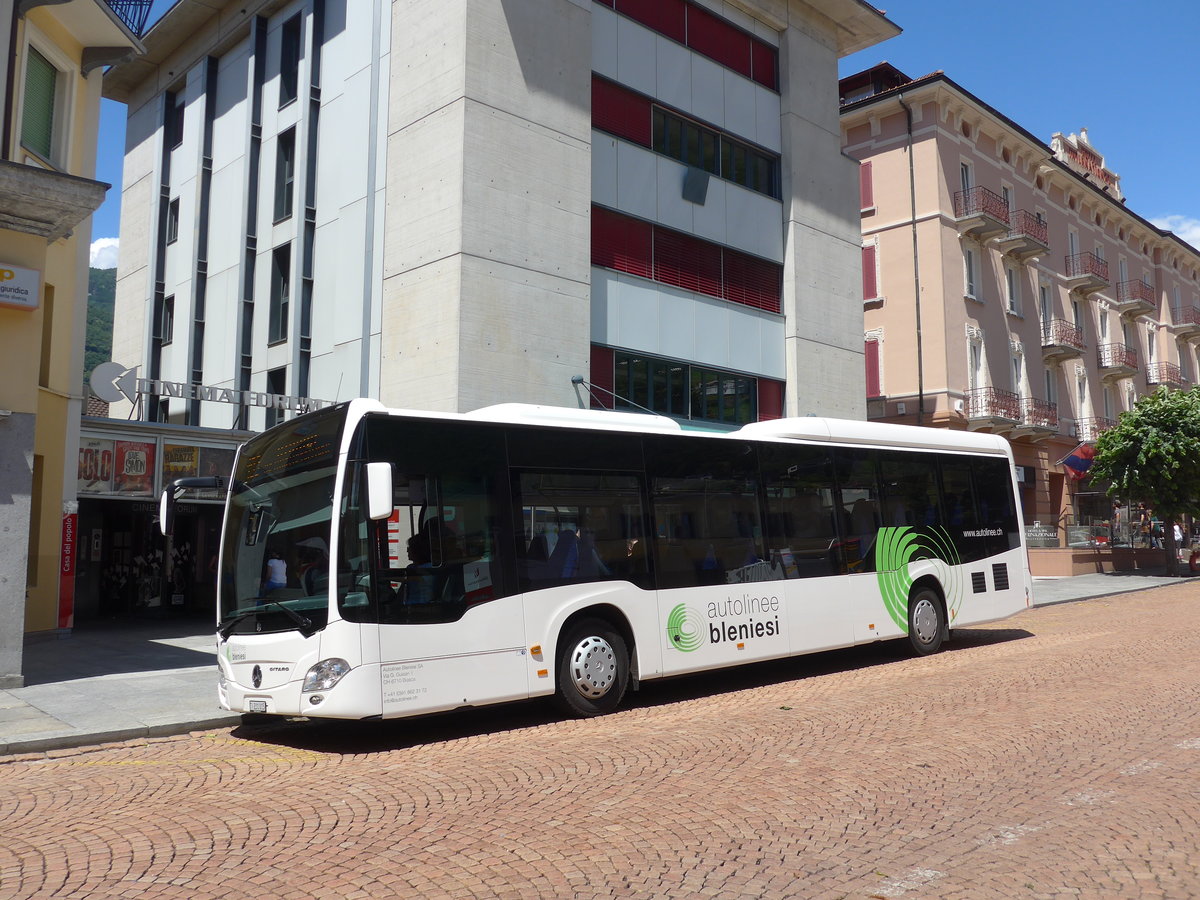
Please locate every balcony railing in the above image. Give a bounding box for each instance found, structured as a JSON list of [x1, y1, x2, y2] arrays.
[[1098, 342, 1138, 373], [1041, 318, 1085, 360], [965, 386, 1021, 422], [1117, 279, 1154, 304], [1075, 417, 1116, 442], [1146, 362, 1184, 389], [106, 0, 153, 37], [1172, 305, 1200, 340], [954, 186, 1010, 222], [953, 186, 1010, 240], [1065, 251, 1109, 282], [998, 209, 1051, 260], [1021, 396, 1059, 431], [1113, 279, 1156, 316]]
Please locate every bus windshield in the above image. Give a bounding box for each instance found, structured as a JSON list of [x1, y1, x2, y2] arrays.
[[218, 406, 346, 637]]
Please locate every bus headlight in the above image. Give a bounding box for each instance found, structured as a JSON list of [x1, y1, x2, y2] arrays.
[[302, 658, 351, 692]]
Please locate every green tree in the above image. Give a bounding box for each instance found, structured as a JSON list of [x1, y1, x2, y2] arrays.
[[1091, 386, 1200, 575]]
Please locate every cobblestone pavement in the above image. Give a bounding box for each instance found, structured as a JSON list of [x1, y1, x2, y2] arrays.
[[2, 583, 1199, 899]]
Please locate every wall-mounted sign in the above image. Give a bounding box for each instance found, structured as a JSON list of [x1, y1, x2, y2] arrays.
[[91, 361, 331, 414], [0, 263, 41, 311]]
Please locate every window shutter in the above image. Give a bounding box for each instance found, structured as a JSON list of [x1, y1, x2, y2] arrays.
[[862, 245, 878, 300], [615, 0, 686, 42], [591, 78, 652, 147], [653, 228, 721, 298], [21, 48, 56, 160], [685, 5, 751, 78], [757, 379, 783, 421], [591, 207, 653, 280], [750, 39, 778, 91], [859, 161, 873, 210], [865, 339, 881, 398], [723, 249, 781, 313]]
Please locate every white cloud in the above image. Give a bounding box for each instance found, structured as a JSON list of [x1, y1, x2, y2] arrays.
[[1150, 215, 1200, 252], [90, 237, 119, 269]]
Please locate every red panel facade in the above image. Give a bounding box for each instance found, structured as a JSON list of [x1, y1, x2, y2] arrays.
[[862, 245, 878, 301], [590, 345, 616, 409]]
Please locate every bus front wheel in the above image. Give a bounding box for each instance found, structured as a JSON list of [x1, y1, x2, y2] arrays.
[[907, 586, 946, 656], [555, 618, 629, 717]]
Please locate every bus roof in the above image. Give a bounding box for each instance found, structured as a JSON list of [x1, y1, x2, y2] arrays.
[[736, 417, 1011, 454], [457, 403, 1009, 455]]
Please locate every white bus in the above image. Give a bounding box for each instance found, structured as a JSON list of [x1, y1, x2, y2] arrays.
[[163, 400, 1031, 720]]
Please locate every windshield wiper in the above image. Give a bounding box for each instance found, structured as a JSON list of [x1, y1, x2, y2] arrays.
[[218, 601, 316, 640]]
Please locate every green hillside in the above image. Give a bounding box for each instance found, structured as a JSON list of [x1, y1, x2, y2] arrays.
[[85, 267, 116, 381]]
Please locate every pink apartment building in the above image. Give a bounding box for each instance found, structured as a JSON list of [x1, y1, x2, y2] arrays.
[[840, 64, 1200, 575]]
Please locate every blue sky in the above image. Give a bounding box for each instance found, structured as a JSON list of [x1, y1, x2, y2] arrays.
[[89, 0, 1200, 265]]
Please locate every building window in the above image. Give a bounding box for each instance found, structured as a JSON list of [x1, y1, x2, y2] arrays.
[[274, 127, 296, 222], [1006, 267, 1020, 315], [964, 246, 977, 299], [265, 368, 286, 429], [21, 46, 59, 161], [279, 14, 302, 108], [650, 106, 779, 199], [269, 244, 290, 344], [166, 91, 184, 149], [612, 351, 758, 426], [167, 198, 180, 244], [157, 295, 175, 345]]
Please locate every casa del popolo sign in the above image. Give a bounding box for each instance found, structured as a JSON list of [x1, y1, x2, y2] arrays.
[[91, 361, 332, 414]]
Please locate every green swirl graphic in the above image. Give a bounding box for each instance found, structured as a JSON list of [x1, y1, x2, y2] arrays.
[[874, 526, 963, 631], [666, 603, 705, 653]]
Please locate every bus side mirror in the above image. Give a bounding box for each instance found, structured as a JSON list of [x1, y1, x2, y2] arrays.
[[365, 462, 394, 520], [159, 488, 175, 536]]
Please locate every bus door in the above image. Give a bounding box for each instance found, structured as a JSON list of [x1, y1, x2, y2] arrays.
[[758, 443, 856, 654], [834, 447, 901, 643], [361, 420, 527, 717]]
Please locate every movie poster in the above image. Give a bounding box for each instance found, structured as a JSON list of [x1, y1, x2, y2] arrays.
[[162, 444, 200, 482], [113, 441, 156, 496], [77, 437, 115, 494]]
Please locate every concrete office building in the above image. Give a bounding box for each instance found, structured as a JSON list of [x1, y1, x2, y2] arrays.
[[840, 64, 1200, 575], [0, 0, 144, 686], [101, 0, 898, 435]]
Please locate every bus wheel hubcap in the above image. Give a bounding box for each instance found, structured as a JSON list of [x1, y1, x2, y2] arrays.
[[569, 636, 616, 698], [912, 598, 938, 644]]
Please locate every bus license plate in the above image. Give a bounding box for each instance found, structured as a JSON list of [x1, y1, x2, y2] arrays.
[[248, 700, 267, 713]]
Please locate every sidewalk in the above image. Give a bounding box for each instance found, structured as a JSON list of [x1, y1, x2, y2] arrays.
[[2, 570, 1197, 757]]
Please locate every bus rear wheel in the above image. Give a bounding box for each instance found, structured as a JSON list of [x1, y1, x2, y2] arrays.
[[555, 618, 629, 717], [907, 586, 946, 656]]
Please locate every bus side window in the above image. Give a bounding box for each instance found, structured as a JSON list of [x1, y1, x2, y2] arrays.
[[646, 436, 767, 588], [515, 471, 648, 592], [759, 443, 839, 579], [971, 457, 1020, 555], [879, 451, 942, 530], [832, 447, 882, 573]]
